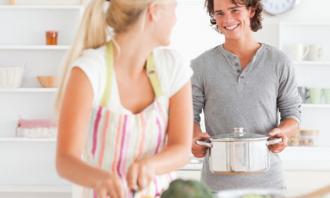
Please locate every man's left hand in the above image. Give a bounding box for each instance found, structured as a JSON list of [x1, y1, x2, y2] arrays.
[[268, 128, 288, 153]]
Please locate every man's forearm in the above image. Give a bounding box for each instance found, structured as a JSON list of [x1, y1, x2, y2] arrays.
[[277, 118, 299, 138], [193, 122, 203, 137]]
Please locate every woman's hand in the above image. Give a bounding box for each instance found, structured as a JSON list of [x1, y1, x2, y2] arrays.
[[126, 159, 156, 192], [94, 173, 124, 198], [192, 132, 210, 158], [268, 128, 289, 153]]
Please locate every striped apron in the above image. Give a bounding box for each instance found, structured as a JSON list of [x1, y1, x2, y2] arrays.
[[81, 42, 174, 198]]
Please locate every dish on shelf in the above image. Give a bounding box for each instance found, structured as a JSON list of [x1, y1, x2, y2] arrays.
[[288, 128, 319, 146], [4, 0, 83, 5], [0, 66, 24, 89], [16, 118, 57, 138], [37, 75, 57, 88]]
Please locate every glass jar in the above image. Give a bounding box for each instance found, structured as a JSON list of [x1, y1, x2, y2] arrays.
[[45, 31, 58, 45]]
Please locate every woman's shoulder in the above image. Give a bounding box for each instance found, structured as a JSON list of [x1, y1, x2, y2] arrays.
[[71, 46, 107, 105], [71, 46, 107, 77], [153, 47, 193, 97], [76, 46, 106, 65], [153, 47, 182, 64], [153, 47, 187, 73]]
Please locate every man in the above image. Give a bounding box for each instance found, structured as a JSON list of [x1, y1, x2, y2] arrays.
[[191, 0, 302, 191]]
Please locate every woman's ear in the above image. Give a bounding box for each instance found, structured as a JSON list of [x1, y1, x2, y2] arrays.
[[146, 3, 160, 23]]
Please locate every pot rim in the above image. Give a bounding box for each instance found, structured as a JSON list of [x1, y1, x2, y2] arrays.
[[210, 136, 268, 142]]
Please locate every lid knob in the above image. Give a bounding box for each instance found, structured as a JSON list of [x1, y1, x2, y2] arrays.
[[233, 127, 245, 136]]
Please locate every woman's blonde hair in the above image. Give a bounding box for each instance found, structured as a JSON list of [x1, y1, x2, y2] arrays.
[[55, 0, 164, 111]]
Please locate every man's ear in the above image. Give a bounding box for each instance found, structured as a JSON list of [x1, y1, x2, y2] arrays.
[[249, 7, 256, 18]]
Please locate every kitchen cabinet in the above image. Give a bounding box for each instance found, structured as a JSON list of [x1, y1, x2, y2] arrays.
[[0, 1, 83, 197], [277, 22, 330, 147]]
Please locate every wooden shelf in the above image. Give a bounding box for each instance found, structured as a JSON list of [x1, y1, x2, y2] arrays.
[[0, 45, 70, 50], [0, 5, 82, 10], [280, 22, 330, 26], [0, 137, 56, 142], [0, 88, 57, 93]]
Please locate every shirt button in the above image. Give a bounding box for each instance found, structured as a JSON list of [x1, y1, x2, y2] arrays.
[[237, 69, 241, 73], [235, 63, 240, 67]]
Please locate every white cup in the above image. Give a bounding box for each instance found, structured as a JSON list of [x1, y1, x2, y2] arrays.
[[306, 44, 323, 61], [288, 44, 310, 61]]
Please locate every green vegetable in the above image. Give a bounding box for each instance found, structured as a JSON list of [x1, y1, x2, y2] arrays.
[[161, 179, 214, 198]]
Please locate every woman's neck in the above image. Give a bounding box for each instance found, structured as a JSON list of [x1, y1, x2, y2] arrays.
[[113, 32, 155, 78]]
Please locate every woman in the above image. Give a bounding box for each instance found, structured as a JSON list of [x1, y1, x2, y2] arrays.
[[55, 0, 193, 197], [191, 0, 301, 191]]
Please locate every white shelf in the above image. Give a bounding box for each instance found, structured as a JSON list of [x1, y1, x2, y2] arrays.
[[302, 104, 330, 108], [0, 185, 71, 193], [0, 88, 57, 93], [0, 137, 56, 142], [0, 45, 70, 50], [280, 22, 330, 26], [0, 5, 82, 10], [294, 61, 330, 66]]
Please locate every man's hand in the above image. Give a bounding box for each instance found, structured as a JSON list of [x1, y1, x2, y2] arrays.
[[268, 128, 288, 153], [192, 132, 210, 158]]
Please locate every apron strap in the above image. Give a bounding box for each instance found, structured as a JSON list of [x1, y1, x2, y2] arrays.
[[101, 41, 163, 107], [145, 54, 163, 98], [101, 42, 114, 107]]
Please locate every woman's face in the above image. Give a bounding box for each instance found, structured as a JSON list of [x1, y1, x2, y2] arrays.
[[152, 0, 177, 46], [213, 0, 254, 40]]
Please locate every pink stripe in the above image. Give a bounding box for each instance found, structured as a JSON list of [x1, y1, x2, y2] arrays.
[[134, 115, 142, 159], [154, 177, 160, 197], [154, 117, 163, 154], [156, 101, 166, 124], [98, 110, 110, 167], [111, 116, 122, 172], [137, 114, 146, 158], [112, 116, 123, 173], [93, 190, 97, 198], [92, 107, 103, 156], [117, 115, 128, 178], [121, 116, 131, 177]]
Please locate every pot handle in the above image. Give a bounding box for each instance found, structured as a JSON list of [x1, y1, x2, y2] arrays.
[[195, 140, 212, 148], [267, 138, 283, 145]]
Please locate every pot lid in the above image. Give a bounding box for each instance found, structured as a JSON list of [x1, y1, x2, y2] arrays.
[[212, 127, 267, 141]]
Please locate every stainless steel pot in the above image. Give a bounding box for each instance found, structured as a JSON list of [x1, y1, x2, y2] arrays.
[[196, 127, 282, 174]]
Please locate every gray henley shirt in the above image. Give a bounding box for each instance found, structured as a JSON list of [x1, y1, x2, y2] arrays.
[[191, 43, 302, 191]]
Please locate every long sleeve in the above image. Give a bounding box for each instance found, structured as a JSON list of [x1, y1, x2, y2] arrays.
[[191, 59, 205, 124], [277, 58, 302, 123]]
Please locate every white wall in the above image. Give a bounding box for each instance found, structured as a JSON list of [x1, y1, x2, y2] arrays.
[[171, 0, 330, 60], [173, 1, 330, 195]]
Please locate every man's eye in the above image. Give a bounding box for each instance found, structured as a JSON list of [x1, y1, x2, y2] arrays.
[[215, 12, 224, 16]]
